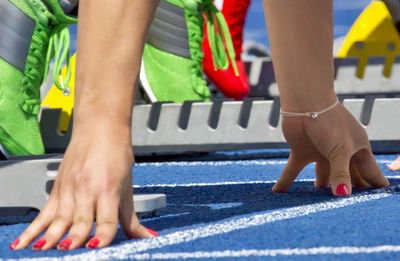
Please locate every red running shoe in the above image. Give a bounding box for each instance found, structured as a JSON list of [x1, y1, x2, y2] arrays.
[[202, 0, 251, 100]]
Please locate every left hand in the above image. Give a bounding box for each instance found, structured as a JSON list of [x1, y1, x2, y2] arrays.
[[273, 103, 389, 195]]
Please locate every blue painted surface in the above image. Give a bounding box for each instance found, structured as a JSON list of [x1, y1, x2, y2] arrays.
[[1, 153, 399, 260]]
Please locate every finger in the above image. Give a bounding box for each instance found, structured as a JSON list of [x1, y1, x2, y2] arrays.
[[34, 189, 75, 251], [388, 156, 400, 171], [272, 154, 307, 193], [119, 184, 155, 239], [86, 193, 119, 249], [12, 198, 58, 250], [58, 195, 95, 251], [353, 148, 389, 188], [12, 169, 65, 250], [315, 161, 330, 188], [329, 154, 352, 196], [349, 161, 369, 189]]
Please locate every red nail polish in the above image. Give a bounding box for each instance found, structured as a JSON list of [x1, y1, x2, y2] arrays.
[[10, 238, 20, 250], [146, 228, 158, 237], [58, 238, 72, 250], [336, 184, 349, 195], [33, 238, 46, 249], [87, 238, 100, 249]]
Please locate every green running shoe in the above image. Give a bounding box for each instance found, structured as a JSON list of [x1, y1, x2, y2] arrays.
[[0, 0, 76, 156], [140, 0, 237, 103]]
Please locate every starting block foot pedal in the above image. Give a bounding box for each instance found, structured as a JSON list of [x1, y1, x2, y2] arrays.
[[0, 155, 166, 220], [135, 194, 166, 219]]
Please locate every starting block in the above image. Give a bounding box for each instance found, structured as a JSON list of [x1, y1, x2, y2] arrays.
[[0, 154, 166, 219]]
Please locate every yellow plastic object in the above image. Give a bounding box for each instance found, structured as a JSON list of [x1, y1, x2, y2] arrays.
[[337, 1, 400, 78], [41, 53, 76, 133]]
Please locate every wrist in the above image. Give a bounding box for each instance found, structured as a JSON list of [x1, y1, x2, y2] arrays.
[[72, 114, 132, 141], [279, 89, 337, 113]]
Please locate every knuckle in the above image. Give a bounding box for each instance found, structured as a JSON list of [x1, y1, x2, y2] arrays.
[[97, 219, 118, 229], [327, 144, 348, 162], [53, 215, 72, 226], [74, 216, 93, 226], [74, 174, 90, 188], [101, 177, 122, 196], [330, 171, 349, 182]]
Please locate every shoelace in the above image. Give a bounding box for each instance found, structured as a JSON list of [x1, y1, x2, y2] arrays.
[[21, 6, 71, 115], [181, 0, 238, 97], [201, 0, 239, 75], [45, 25, 72, 96]]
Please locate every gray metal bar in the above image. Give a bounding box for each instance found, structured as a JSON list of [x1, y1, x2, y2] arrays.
[[246, 56, 400, 97], [0, 155, 166, 216], [39, 98, 400, 154]]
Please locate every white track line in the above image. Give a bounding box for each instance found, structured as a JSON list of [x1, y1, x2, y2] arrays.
[[136, 159, 397, 167], [136, 160, 288, 167], [129, 245, 400, 259], [133, 179, 315, 188], [134, 176, 400, 188], [9, 191, 391, 261]]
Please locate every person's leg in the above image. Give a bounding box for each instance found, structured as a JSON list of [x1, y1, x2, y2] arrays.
[[12, 0, 160, 251], [262, 0, 388, 195]]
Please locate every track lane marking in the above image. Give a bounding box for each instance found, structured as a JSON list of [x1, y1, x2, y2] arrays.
[[134, 176, 400, 188], [136, 159, 398, 167], [10, 191, 392, 261], [129, 245, 400, 259]]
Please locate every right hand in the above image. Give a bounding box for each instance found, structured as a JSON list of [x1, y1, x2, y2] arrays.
[[12, 127, 155, 251]]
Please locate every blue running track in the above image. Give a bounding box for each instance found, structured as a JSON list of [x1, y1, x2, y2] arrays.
[[1, 153, 400, 260]]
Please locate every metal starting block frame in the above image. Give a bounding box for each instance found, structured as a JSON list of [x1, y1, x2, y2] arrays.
[[40, 97, 400, 154], [39, 56, 400, 154], [0, 155, 166, 218], [246, 56, 400, 97]]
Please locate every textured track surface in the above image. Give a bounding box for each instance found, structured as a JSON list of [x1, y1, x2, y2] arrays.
[[1, 154, 400, 260]]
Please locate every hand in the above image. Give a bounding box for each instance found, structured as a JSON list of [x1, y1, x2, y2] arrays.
[[12, 128, 154, 251], [273, 103, 389, 196], [388, 156, 400, 171]]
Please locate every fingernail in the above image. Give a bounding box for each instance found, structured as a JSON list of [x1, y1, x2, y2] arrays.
[[87, 238, 100, 249], [336, 184, 349, 196], [10, 238, 20, 250], [146, 228, 158, 237], [33, 238, 46, 250], [58, 238, 72, 251]]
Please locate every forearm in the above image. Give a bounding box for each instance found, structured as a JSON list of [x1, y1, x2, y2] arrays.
[[263, 0, 337, 112], [73, 0, 159, 136]]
